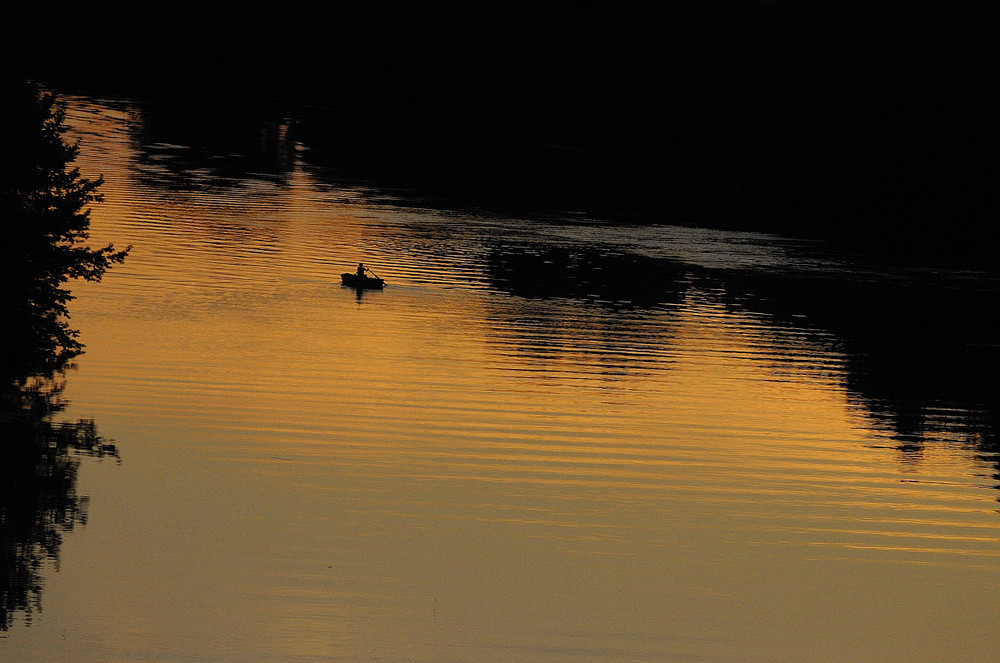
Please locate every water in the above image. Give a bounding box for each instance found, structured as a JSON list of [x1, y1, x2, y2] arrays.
[[2, 93, 998, 661]]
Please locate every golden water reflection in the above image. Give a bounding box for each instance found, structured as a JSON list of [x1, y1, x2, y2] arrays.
[[3, 93, 997, 662]]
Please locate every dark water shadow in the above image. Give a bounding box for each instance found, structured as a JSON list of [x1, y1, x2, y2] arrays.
[[485, 238, 998, 488], [11, 2, 996, 265], [484, 245, 690, 380], [125, 100, 297, 193], [342, 284, 384, 304], [719, 265, 999, 481], [1, 326, 118, 632], [487, 244, 689, 309]]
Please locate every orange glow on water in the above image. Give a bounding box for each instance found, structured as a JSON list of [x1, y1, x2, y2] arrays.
[[5, 93, 997, 663]]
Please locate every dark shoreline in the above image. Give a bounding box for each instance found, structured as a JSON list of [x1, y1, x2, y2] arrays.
[[4, 2, 995, 266]]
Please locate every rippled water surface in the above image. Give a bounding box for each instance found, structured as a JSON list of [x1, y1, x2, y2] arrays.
[[3, 95, 998, 661]]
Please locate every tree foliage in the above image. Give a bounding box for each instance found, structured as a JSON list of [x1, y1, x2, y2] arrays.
[[0, 79, 129, 378], [1, 77, 122, 631]]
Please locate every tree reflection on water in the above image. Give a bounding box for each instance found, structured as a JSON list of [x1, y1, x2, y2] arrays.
[[719, 265, 999, 456], [486, 243, 999, 485], [0, 79, 124, 631], [0, 369, 118, 630], [488, 244, 688, 308]]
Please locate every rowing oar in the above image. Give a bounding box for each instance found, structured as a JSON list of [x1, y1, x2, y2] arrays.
[[364, 266, 382, 280]]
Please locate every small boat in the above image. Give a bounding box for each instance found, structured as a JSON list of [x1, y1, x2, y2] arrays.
[[341, 272, 385, 289]]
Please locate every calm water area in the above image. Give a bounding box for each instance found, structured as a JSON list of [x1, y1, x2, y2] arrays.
[[3, 92, 999, 661]]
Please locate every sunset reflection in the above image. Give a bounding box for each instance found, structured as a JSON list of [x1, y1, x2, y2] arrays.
[[3, 93, 996, 663]]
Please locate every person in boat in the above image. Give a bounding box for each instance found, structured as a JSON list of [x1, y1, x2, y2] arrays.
[[356, 263, 366, 279]]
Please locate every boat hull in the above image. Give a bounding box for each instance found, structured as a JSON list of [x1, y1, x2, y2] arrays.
[[341, 273, 385, 289]]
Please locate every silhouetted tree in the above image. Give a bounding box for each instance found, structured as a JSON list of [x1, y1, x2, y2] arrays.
[[0, 79, 130, 379], [1, 77, 122, 630]]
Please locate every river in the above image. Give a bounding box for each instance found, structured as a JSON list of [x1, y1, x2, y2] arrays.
[[2, 92, 998, 662]]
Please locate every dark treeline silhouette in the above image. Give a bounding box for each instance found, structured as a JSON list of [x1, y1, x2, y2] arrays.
[[4, 2, 995, 263], [489, 244, 687, 308], [0, 78, 130, 374], [485, 244, 998, 480], [720, 265, 999, 456], [1, 78, 124, 629], [484, 248, 686, 378]]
